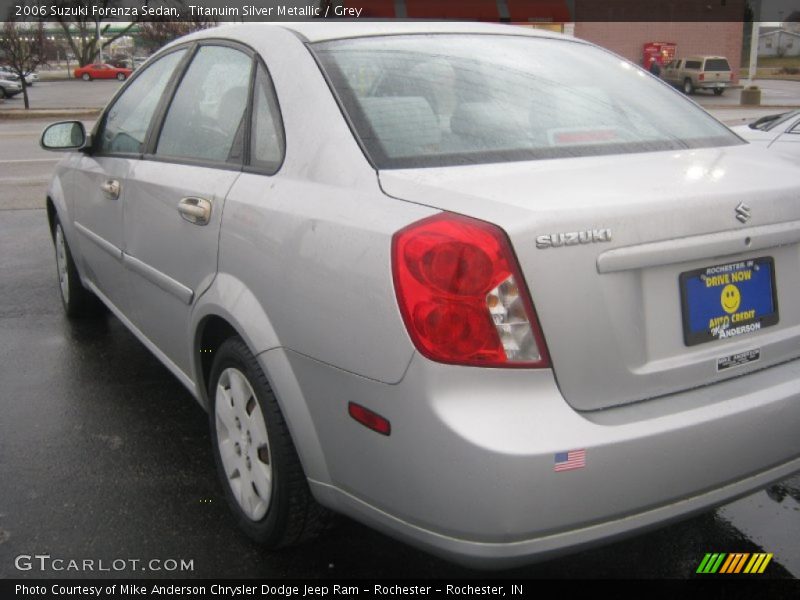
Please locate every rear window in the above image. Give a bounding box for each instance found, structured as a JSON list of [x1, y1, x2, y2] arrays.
[[313, 35, 741, 169], [684, 60, 702, 69], [704, 58, 731, 71]]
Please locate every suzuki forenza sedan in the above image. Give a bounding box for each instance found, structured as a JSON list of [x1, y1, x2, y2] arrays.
[[41, 22, 800, 568]]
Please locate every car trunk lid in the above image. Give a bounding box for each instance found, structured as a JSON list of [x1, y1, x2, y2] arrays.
[[380, 145, 800, 411]]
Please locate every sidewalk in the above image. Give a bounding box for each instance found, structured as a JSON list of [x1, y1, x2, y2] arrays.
[[693, 78, 800, 109]]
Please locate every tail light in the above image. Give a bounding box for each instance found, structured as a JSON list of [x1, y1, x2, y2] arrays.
[[392, 213, 550, 368], [699, 73, 705, 81]]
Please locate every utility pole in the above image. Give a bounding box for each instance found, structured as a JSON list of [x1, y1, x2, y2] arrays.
[[746, 21, 759, 84], [745, 0, 763, 85]]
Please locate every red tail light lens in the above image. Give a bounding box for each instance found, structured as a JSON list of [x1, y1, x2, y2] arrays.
[[392, 213, 550, 368], [698, 73, 705, 81]]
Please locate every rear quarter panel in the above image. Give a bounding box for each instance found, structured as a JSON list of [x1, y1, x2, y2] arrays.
[[194, 26, 435, 385]]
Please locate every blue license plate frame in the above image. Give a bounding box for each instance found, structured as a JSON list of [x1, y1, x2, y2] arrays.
[[679, 257, 779, 346]]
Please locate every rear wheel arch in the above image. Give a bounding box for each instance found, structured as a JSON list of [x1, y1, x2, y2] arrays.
[[196, 314, 240, 407], [191, 300, 332, 486]]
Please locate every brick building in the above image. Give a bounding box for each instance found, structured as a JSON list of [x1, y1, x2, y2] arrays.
[[356, 0, 745, 82], [574, 22, 744, 83]]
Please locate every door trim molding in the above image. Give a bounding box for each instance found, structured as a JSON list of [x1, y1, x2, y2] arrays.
[[123, 253, 194, 305], [74, 221, 123, 259]]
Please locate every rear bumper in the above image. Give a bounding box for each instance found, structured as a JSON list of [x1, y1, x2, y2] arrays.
[[697, 81, 730, 89], [268, 349, 800, 568], [310, 455, 800, 569]]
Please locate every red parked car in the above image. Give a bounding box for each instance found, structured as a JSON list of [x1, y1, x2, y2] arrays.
[[74, 63, 132, 81]]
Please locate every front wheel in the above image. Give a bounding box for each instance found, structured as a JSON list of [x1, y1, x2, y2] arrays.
[[81, 73, 91, 81], [53, 220, 103, 318], [116, 72, 126, 81], [683, 78, 694, 95], [209, 337, 330, 548], [0, 88, 6, 99]]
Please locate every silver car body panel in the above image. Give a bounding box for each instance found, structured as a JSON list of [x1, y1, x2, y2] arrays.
[[44, 22, 800, 568], [72, 155, 132, 314], [123, 161, 240, 376]]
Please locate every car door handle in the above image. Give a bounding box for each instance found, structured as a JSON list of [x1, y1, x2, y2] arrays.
[[177, 197, 212, 226], [100, 179, 121, 199]]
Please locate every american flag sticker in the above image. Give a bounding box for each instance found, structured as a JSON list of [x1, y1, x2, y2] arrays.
[[554, 449, 586, 472]]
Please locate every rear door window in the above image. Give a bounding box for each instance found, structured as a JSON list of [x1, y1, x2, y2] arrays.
[[684, 60, 702, 69], [249, 63, 285, 173], [156, 45, 253, 164]]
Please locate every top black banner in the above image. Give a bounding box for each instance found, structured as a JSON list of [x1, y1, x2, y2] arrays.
[[1, 0, 798, 23]]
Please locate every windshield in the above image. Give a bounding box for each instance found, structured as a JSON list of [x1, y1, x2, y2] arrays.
[[312, 34, 742, 169]]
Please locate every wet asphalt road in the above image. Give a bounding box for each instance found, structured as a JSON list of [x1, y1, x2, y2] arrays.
[[0, 80, 799, 581]]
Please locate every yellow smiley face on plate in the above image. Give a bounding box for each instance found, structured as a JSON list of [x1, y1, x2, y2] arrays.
[[720, 284, 741, 314]]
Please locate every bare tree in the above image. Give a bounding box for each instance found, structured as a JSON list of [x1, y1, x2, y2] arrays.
[[0, 21, 49, 108], [52, 0, 151, 67]]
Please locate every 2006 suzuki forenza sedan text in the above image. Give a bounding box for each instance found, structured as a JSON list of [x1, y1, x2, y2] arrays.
[[41, 22, 800, 568]]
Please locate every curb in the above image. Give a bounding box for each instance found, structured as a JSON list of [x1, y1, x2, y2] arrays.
[[0, 108, 101, 120]]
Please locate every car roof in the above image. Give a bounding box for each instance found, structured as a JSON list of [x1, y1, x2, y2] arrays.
[[184, 21, 570, 44]]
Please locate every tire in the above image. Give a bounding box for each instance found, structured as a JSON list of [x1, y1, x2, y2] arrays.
[[713, 88, 724, 96], [208, 337, 330, 548], [0, 88, 6, 99], [53, 219, 103, 318], [81, 73, 91, 81], [116, 72, 126, 81], [683, 78, 694, 95]]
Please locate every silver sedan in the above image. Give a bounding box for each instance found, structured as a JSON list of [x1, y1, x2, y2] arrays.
[[40, 22, 800, 568]]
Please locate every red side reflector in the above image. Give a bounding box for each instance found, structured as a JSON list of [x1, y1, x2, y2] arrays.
[[348, 402, 391, 436]]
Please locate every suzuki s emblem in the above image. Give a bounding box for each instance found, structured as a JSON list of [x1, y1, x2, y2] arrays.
[[735, 202, 751, 224]]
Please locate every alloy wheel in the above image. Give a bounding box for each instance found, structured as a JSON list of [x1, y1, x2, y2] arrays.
[[55, 225, 70, 305], [215, 367, 273, 521]]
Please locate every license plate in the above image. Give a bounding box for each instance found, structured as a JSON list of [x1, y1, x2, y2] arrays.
[[679, 257, 778, 346]]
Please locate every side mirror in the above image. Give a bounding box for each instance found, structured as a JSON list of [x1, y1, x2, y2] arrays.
[[40, 121, 90, 151]]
